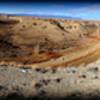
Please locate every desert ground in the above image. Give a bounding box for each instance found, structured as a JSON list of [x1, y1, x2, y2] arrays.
[[0, 14, 100, 99]]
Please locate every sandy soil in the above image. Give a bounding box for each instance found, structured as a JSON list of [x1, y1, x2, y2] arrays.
[[0, 60, 100, 99]]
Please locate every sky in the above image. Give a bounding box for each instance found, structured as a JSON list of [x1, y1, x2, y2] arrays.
[[0, 2, 100, 20]]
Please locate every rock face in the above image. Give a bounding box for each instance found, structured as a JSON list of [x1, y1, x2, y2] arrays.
[[0, 14, 100, 67], [0, 14, 100, 99]]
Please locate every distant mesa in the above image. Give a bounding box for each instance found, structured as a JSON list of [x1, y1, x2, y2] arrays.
[[16, 14, 82, 20], [0, 13, 81, 20]]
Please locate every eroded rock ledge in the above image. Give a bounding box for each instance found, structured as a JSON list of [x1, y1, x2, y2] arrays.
[[0, 14, 100, 67]]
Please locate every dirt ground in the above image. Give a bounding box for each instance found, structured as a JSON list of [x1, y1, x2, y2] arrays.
[[0, 60, 100, 99]]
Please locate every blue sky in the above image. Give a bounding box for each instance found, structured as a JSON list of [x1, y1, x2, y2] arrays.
[[0, 2, 100, 20]]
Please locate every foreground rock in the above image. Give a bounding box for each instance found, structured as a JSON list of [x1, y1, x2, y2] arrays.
[[0, 14, 100, 67]]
